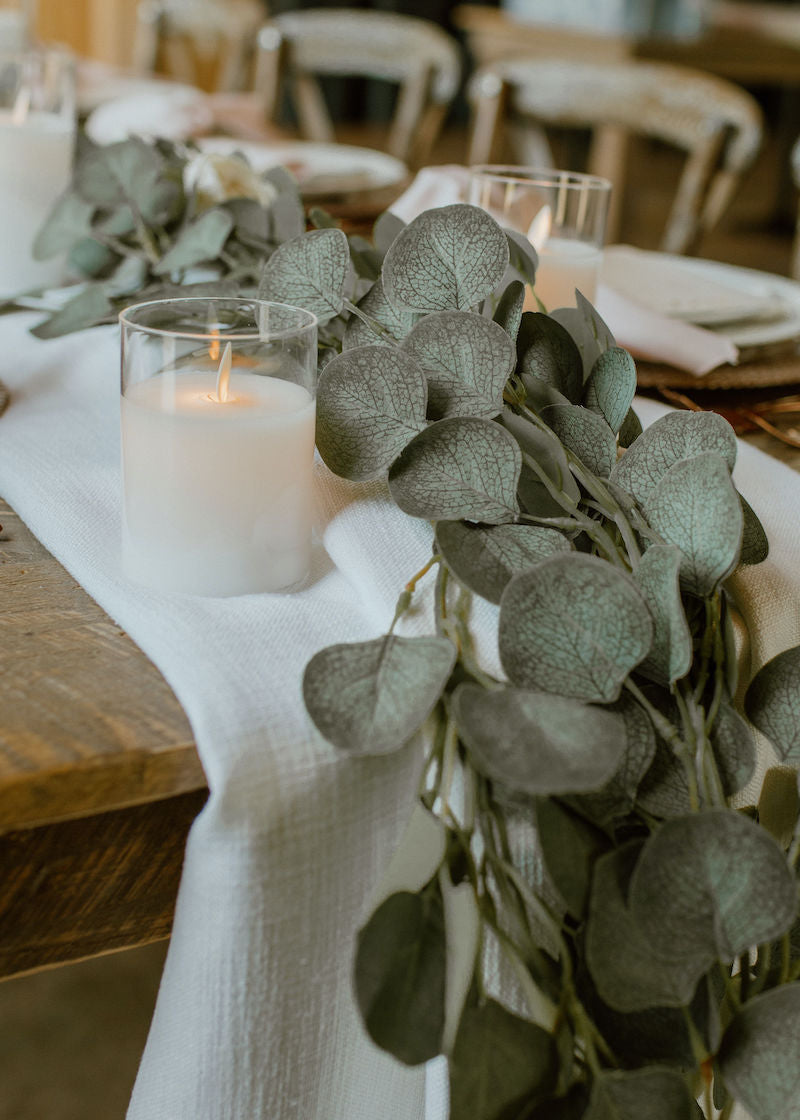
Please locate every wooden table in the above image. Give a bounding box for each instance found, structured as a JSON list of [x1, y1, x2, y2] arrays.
[[2, 361, 799, 981], [0, 497, 207, 979]]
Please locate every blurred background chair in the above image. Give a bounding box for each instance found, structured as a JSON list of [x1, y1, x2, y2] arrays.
[[253, 8, 462, 168], [791, 133, 800, 280], [133, 0, 263, 92], [467, 56, 763, 255]]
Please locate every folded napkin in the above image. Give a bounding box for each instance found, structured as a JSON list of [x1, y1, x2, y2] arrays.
[[84, 85, 215, 144], [389, 166, 739, 376]]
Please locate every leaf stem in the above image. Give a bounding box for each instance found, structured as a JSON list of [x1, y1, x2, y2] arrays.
[[342, 297, 400, 345]]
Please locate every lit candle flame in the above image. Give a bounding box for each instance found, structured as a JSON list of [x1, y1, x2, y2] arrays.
[[526, 205, 552, 254], [215, 341, 232, 403], [11, 85, 30, 126]]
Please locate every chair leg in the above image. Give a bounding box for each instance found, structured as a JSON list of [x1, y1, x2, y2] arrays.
[[467, 76, 506, 167]]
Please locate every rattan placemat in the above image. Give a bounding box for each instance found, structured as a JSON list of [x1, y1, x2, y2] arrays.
[[636, 351, 800, 391]]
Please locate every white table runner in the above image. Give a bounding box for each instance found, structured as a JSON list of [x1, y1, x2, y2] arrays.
[[2, 312, 799, 1118]]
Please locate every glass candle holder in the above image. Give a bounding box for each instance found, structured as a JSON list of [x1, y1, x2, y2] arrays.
[[469, 166, 612, 311], [0, 46, 76, 296], [120, 298, 319, 597]]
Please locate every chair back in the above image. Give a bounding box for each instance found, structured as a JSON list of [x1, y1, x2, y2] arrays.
[[254, 8, 462, 167], [468, 56, 762, 254], [134, 0, 263, 92]]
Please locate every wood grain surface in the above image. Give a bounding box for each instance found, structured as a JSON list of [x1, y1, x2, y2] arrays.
[[0, 497, 205, 832]]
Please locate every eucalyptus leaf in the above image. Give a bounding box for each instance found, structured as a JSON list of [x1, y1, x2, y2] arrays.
[[259, 226, 350, 324], [586, 842, 707, 1012], [584, 347, 637, 435], [744, 644, 800, 763], [584, 1067, 702, 1120], [517, 312, 583, 404], [499, 554, 652, 702], [342, 275, 417, 349], [757, 766, 800, 849], [540, 403, 617, 478], [550, 292, 615, 381], [436, 520, 570, 605], [373, 209, 405, 254], [153, 208, 234, 275], [316, 345, 428, 480], [382, 203, 509, 313], [633, 544, 692, 685], [388, 417, 521, 523], [535, 797, 609, 919], [73, 137, 164, 209], [711, 699, 756, 797], [618, 406, 643, 449], [269, 184, 306, 243], [401, 310, 514, 420], [372, 804, 447, 908], [739, 491, 769, 565], [32, 192, 95, 260], [499, 408, 580, 504], [355, 887, 446, 1065], [302, 633, 455, 755], [493, 280, 525, 341], [635, 738, 693, 819], [611, 409, 738, 507], [505, 227, 539, 289], [440, 874, 481, 1054], [453, 683, 627, 795], [68, 237, 119, 278], [629, 809, 798, 970], [718, 985, 800, 1120], [570, 693, 657, 824], [641, 452, 743, 597], [448, 999, 557, 1120], [30, 284, 113, 339]]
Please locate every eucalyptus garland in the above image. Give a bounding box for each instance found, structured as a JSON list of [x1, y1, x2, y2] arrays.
[[257, 203, 800, 1120]]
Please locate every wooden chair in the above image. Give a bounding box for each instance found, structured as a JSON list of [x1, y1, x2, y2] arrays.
[[253, 8, 462, 168], [133, 0, 264, 92], [791, 135, 800, 281], [467, 56, 762, 255]]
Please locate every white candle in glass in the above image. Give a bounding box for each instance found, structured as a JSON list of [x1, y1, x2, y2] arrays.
[[532, 237, 603, 311], [0, 108, 74, 295], [121, 364, 317, 597]]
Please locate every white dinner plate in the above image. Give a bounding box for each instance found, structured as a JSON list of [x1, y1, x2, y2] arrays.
[[195, 136, 408, 199], [601, 246, 800, 353]]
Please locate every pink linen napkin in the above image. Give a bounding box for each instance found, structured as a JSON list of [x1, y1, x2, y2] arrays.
[[388, 166, 740, 376], [595, 283, 739, 376]]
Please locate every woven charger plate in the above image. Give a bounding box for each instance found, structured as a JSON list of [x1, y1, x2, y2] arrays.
[[636, 349, 800, 391], [0, 379, 8, 417]]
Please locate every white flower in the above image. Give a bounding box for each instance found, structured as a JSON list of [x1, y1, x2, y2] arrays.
[[183, 151, 278, 210]]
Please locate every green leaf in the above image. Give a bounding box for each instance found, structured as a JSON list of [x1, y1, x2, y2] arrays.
[[73, 137, 164, 209], [373, 209, 405, 253], [302, 634, 455, 755], [316, 345, 428, 481], [641, 452, 743, 597], [499, 554, 652, 702], [611, 410, 738, 507], [584, 347, 636, 435], [718, 985, 800, 1120], [757, 766, 800, 849], [342, 275, 418, 349], [505, 227, 539, 288], [586, 842, 707, 1012], [550, 291, 615, 381], [388, 417, 521, 523], [402, 311, 514, 421], [635, 738, 693, 819], [630, 809, 798, 971], [540, 403, 617, 478], [499, 408, 581, 504], [739, 491, 769, 565], [355, 887, 446, 1065], [448, 999, 557, 1120], [68, 237, 119, 278], [30, 285, 113, 339], [493, 280, 525, 341], [517, 312, 583, 404], [153, 208, 234, 275], [711, 699, 756, 797], [571, 693, 657, 824], [436, 520, 570, 605], [32, 192, 95, 260], [373, 805, 447, 907], [259, 226, 350, 324], [584, 1067, 702, 1120], [454, 683, 627, 795], [441, 875, 481, 1054], [618, 406, 643, 449], [633, 544, 692, 685], [382, 203, 509, 313], [535, 797, 609, 919], [745, 645, 800, 764]]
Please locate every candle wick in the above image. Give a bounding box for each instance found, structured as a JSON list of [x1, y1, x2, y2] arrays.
[[11, 86, 30, 126], [215, 341, 232, 403]]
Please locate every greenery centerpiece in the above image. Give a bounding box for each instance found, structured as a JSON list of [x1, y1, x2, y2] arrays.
[[12, 137, 800, 1118], [257, 202, 800, 1119]]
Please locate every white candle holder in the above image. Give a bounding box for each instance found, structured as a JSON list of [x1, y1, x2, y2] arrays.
[[120, 297, 319, 597], [0, 46, 75, 296], [469, 166, 611, 312]]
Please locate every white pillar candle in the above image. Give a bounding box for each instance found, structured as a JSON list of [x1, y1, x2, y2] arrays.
[[0, 109, 74, 295], [530, 237, 603, 312], [121, 369, 317, 596]]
